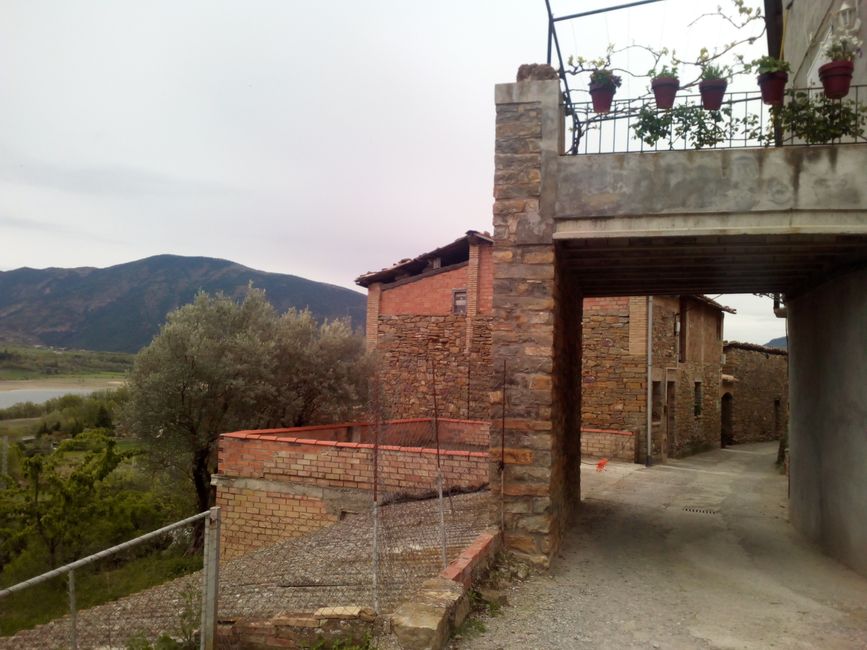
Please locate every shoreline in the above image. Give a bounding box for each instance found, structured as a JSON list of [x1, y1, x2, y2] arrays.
[[0, 378, 125, 393]]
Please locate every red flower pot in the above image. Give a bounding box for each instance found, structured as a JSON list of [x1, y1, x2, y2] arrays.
[[699, 79, 728, 110], [589, 83, 616, 114], [819, 60, 854, 99], [757, 71, 788, 105], [651, 76, 680, 109]]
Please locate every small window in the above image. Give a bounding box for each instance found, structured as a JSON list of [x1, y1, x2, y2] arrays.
[[652, 381, 663, 423], [694, 381, 703, 417], [452, 289, 467, 314]]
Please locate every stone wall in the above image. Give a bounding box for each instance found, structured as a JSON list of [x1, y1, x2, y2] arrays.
[[374, 314, 492, 420], [216, 426, 489, 559], [581, 297, 646, 438], [723, 342, 789, 443]]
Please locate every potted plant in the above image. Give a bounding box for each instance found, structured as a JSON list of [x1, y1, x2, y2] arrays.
[[751, 56, 791, 105], [819, 34, 862, 99], [589, 69, 622, 114], [650, 64, 680, 109], [698, 64, 729, 110]]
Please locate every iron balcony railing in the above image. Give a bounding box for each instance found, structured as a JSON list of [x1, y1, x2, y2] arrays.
[[566, 84, 867, 155]]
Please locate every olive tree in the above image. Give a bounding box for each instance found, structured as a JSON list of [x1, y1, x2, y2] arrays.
[[121, 289, 368, 517]]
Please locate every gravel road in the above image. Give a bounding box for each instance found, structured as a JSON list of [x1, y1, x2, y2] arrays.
[[453, 443, 867, 649]]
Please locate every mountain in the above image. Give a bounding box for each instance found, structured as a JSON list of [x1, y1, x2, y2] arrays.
[[765, 336, 788, 349], [0, 255, 366, 353]]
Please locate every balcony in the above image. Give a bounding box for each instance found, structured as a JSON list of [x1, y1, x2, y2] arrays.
[[565, 85, 867, 155]]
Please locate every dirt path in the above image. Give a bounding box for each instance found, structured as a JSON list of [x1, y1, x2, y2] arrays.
[[454, 443, 867, 649]]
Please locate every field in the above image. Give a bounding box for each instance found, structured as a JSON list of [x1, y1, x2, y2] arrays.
[[0, 344, 133, 381]]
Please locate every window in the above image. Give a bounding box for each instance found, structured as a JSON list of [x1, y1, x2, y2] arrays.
[[452, 289, 467, 314], [677, 300, 687, 362], [694, 381, 703, 417]]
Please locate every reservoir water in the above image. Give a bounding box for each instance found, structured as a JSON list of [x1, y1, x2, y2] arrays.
[[0, 388, 97, 409]]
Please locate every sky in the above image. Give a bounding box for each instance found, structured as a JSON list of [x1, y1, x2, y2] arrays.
[[0, 0, 785, 344]]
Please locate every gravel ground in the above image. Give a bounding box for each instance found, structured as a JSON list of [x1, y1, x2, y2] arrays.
[[0, 491, 491, 649], [452, 443, 867, 650]]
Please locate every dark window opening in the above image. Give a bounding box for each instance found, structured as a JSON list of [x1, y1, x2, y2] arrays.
[[694, 381, 703, 417]]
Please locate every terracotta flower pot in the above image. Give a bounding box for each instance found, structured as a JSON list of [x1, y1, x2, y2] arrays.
[[757, 71, 788, 105], [819, 60, 854, 99], [589, 83, 616, 114], [651, 76, 680, 109], [699, 79, 728, 110]]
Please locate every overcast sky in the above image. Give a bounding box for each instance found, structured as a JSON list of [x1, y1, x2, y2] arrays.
[[0, 0, 784, 344]]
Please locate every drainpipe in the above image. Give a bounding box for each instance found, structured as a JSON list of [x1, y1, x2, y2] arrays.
[[646, 296, 653, 467]]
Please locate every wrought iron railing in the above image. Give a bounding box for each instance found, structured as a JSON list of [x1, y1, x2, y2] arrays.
[[565, 84, 867, 155]]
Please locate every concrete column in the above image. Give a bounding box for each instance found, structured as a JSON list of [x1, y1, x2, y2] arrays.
[[788, 267, 867, 577], [491, 74, 568, 565]]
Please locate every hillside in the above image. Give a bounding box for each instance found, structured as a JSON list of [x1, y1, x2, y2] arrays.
[[765, 336, 788, 349], [0, 255, 366, 353]]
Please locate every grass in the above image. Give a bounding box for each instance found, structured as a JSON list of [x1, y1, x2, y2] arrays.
[[0, 552, 202, 637], [0, 344, 133, 381]]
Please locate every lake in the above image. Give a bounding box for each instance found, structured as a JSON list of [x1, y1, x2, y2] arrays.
[[0, 388, 98, 409]]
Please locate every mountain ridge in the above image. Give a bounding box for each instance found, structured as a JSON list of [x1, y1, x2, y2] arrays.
[[0, 255, 365, 353]]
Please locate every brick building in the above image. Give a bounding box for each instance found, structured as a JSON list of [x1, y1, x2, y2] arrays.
[[721, 341, 789, 445], [358, 233, 733, 463], [356, 231, 494, 420]]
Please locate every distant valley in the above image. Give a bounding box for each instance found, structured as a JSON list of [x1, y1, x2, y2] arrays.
[[0, 255, 366, 353]]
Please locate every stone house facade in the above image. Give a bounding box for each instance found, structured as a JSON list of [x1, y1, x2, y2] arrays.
[[584, 295, 731, 462], [721, 341, 789, 445], [359, 233, 731, 463]]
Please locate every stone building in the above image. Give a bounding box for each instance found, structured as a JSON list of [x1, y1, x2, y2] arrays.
[[356, 231, 494, 420], [721, 341, 789, 445], [358, 234, 732, 463], [584, 295, 731, 462]]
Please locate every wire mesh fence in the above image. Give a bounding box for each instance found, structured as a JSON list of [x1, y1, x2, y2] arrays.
[[0, 367, 499, 648]]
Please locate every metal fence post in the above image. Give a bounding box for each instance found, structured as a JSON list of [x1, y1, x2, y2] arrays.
[[200, 507, 220, 650], [68, 569, 77, 650]]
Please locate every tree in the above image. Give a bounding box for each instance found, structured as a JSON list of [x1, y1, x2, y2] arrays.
[[0, 430, 165, 571], [121, 289, 368, 518]]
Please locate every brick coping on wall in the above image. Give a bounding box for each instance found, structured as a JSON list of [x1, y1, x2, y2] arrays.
[[223, 420, 490, 459], [581, 427, 634, 437], [226, 416, 489, 437]]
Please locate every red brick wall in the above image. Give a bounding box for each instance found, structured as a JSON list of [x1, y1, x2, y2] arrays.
[[380, 265, 468, 315], [580, 428, 636, 461], [216, 423, 489, 558]]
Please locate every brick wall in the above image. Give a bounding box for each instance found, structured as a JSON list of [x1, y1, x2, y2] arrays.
[[216, 421, 490, 559], [723, 343, 789, 443], [580, 428, 635, 460], [379, 265, 468, 316]]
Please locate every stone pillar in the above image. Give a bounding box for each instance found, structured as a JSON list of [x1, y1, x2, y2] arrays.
[[491, 75, 572, 565], [365, 282, 381, 350]]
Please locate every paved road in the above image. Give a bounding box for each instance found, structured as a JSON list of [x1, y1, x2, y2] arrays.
[[454, 442, 867, 649]]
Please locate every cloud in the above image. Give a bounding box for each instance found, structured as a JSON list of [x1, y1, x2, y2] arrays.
[[0, 152, 240, 200]]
